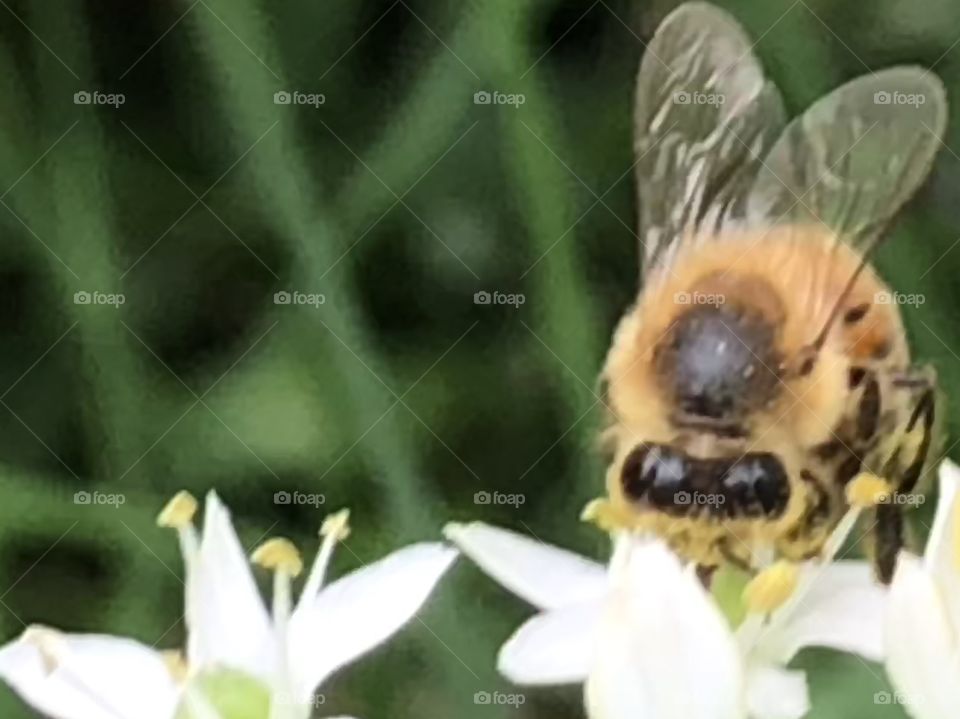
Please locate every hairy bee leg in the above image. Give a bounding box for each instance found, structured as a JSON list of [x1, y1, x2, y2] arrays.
[[873, 378, 936, 584]]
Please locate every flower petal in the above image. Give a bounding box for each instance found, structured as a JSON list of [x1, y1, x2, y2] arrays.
[[886, 552, 960, 719], [0, 631, 177, 719], [188, 492, 274, 677], [745, 665, 809, 719], [923, 460, 960, 632], [497, 599, 604, 685], [754, 561, 886, 664], [585, 538, 743, 719], [444, 522, 607, 610], [925, 459, 960, 573], [287, 542, 456, 702]]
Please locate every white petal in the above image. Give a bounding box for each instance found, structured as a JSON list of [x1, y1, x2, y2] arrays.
[[745, 665, 809, 719], [754, 561, 886, 664], [497, 599, 604, 685], [287, 542, 456, 702], [188, 492, 274, 677], [924, 460, 960, 632], [925, 459, 960, 572], [0, 631, 177, 719], [886, 552, 960, 719], [585, 539, 743, 719], [443, 522, 607, 610]]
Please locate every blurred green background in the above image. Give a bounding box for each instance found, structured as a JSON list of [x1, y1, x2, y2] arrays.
[[0, 0, 957, 717]]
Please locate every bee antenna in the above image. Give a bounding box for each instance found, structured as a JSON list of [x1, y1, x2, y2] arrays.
[[810, 229, 886, 354]]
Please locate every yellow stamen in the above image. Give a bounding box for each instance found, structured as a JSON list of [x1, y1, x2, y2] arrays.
[[22, 625, 65, 674], [161, 649, 189, 682], [320, 508, 351, 541], [743, 561, 800, 615], [157, 491, 198, 529], [251, 537, 303, 577], [846, 473, 893, 508]]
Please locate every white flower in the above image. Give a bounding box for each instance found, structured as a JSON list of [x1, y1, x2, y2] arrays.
[[0, 491, 457, 719], [445, 477, 888, 719], [885, 459, 960, 719]]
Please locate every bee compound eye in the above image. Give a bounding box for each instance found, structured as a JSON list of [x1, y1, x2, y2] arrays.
[[723, 454, 789, 518], [620, 444, 690, 512], [620, 445, 652, 501]]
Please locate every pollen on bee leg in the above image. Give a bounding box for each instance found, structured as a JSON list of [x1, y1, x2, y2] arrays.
[[581, 498, 634, 532], [743, 561, 800, 615], [846, 473, 893, 508]]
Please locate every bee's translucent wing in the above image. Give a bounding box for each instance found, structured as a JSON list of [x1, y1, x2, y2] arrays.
[[635, 2, 786, 277], [746, 67, 947, 248]]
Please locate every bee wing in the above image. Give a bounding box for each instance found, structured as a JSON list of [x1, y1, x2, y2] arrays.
[[745, 67, 947, 249], [635, 2, 786, 277]]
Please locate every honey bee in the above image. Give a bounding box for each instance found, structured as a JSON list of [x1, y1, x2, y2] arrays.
[[594, 2, 946, 583]]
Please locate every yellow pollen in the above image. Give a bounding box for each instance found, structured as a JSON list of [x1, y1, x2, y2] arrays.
[[743, 561, 800, 615], [321, 508, 351, 541], [157, 491, 199, 529], [22, 625, 65, 674], [251, 537, 303, 577], [580, 498, 633, 532], [161, 649, 189, 682], [846, 473, 893, 508]]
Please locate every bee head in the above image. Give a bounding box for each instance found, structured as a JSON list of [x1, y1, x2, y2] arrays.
[[655, 303, 782, 432]]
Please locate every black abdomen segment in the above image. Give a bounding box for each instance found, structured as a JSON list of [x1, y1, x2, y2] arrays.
[[620, 444, 789, 519]]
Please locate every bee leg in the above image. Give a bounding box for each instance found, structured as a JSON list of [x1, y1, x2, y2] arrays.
[[717, 538, 753, 572], [581, 497, 639, 533], [696, 564, 717, 588], [873, 379, 936, 584]]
